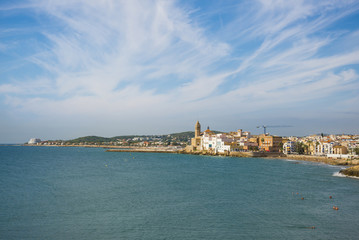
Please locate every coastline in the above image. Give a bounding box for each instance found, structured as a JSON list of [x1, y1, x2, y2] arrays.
[[273, 154, 359, 166], [23, 144, 359, 177], [106, 147, 359, 177], [105, 147, 359, 165], [339, 166, 359, 177]]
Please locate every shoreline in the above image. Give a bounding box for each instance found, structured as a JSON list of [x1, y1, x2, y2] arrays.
[[22, 144, 359, 177], [25, 144, 359, 166], [105, 147, 359, 177], [105, 147, 359, 165], [271, 154, 359, 166]]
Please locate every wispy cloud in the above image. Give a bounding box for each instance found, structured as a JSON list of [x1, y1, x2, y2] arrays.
[[0, 0, 359, 140]]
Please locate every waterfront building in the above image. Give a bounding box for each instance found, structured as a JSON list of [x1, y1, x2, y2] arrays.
[[189, 121, 284, 153], [315, 142, 338, 155], [201, 127, 217, 151], [237, 138, 258, 151], [216, 140, 240, 153], [189, 121, 246, 153], [258, 134, 283, 152], [283, 141, 296, 154], [333, 145, 348, 155], [215, 133, 240, 153]]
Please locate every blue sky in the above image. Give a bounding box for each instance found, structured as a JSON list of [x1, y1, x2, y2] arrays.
[[1, 0, 359, 143]]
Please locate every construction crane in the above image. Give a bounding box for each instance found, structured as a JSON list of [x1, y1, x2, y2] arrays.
[[256, 125, 292, 135]]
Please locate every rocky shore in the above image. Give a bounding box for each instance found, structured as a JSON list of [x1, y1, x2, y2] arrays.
[[339, 166, 359, 177]]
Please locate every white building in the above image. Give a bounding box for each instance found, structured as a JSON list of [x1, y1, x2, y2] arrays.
[[197, 125, 255, 153], [202, 134, 217, 151], [315, 142, 338, 155], [237, 139, 258, 150], [28, 138, 41, 144], [283, 141, 296, 154], [201, 130, 241, 153]]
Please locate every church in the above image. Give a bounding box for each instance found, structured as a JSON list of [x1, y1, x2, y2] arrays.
[[186, 120, 256, 153], [187, 121, 215, 151], [190, 121, 202, 151]]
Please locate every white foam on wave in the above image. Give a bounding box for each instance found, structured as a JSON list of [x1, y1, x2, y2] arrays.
[[282, 159, 298, 162], [333, 171, 359, 179], [332, 172, 346, 178]]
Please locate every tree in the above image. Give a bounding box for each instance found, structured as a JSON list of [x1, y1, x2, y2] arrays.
[[279, 142, 284, 151], [304, 144, 309, 154], [249, 146, 258, 151], [296, 142, 306, 155]]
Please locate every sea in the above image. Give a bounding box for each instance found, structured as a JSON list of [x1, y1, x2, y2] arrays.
[[1, 146, 359, 240]]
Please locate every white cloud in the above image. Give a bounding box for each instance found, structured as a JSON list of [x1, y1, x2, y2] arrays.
[[0, 78, 54, 95], [24, 0, 230, 98], [1, 0, 359, 141]]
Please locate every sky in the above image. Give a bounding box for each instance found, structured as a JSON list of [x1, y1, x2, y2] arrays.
[[1, 0, 359, 143]]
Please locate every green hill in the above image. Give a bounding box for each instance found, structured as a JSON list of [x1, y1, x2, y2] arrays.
[[65, 130, 223, 144], [66, 136, 111, 143]]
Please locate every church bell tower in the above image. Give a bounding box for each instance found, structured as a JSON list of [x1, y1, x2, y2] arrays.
[[195, 121, 201, 138]]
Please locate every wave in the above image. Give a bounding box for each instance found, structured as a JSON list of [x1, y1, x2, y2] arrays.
[[282, 159, 298, 162], [333, 171, 359, 179]]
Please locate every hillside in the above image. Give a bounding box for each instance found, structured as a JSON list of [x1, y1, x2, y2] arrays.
[[64, 130, 225, 144], [66, 136, 112, 144], [65, 131, 194, 143]]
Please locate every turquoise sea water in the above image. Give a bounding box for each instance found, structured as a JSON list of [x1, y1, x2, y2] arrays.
[[1, 146, 359, 239]]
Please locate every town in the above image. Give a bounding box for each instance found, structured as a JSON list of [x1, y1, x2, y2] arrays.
[[186, 121, 359, 159], [27, 121, 359, 159]]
